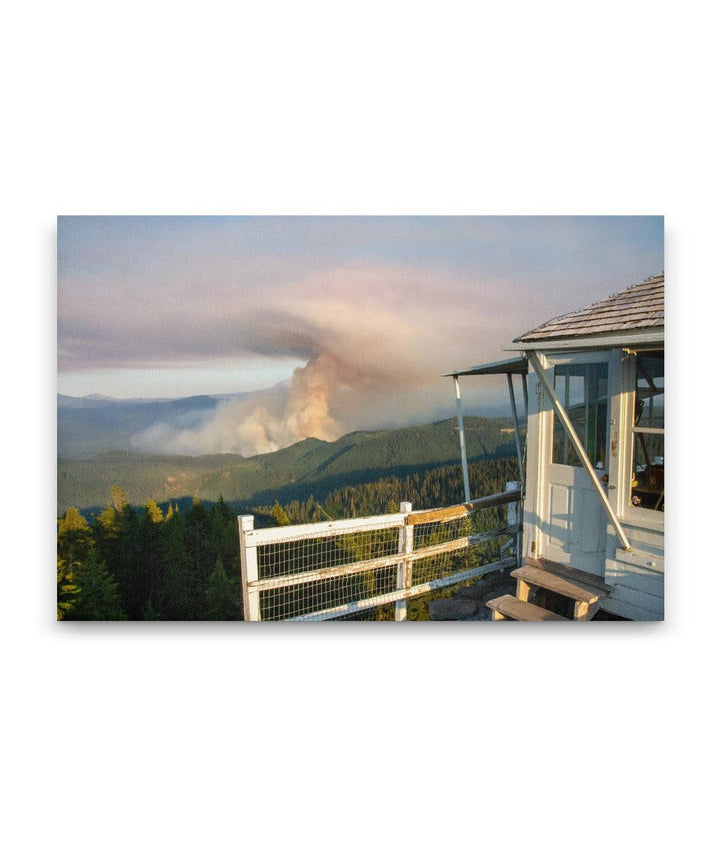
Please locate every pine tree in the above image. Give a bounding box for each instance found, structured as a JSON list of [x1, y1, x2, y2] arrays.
[[58, 507, 94, 566], [57, 557, 80, 620], [139, 501, 165, 611], [207, 499, 238, 577], [145, 498, 164, 524], [204, 559, 242, 620], [185, 495, 210, 599], [93, 497, 142, 619], [156, 511, 195, 620], [114, 503, 141, 617], [271, 501, 291, 526], [111, 485, 129, 513], [68, 550, 126, 620], [142, 599, 158, 620]]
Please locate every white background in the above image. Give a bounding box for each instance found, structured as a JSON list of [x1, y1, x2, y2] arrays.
[[3, 2, 716, 854]]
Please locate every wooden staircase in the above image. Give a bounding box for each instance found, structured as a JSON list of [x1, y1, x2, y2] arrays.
[[486, 558, 612, 622]]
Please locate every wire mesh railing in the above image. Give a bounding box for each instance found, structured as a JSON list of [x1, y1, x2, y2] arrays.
[[239, 484, 521, 621]]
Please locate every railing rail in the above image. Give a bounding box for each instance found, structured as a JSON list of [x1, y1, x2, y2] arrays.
[[239, 485, 521, 621]]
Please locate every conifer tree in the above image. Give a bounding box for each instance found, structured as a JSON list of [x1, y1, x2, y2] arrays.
[[142, 599, 158, 620], [204, 559, 242, 620], [139, 501, 165, 611], [68, 549, 126, 620], [145, 498, 164, 524], [271, 501, 291, 526], [114, 503, 141, 617], [58, 507, 94, 566], [93, 496, 142, 618], [57, 558, 80, 620], [157, 511, 194, 620], [185, 494, 210, 594], [208, 499, 238, 576], [111, 485, 129, 513]]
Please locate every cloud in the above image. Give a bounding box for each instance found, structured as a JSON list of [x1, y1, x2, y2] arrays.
[[59, 217, 664, 455]]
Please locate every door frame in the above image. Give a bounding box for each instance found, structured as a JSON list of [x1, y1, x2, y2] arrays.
[[535, 349, 618, 570]]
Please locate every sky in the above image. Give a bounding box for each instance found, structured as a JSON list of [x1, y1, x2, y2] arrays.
[[57, 215, 664, 454]]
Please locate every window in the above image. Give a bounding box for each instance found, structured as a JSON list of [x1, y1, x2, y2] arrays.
[[552, 363, 608, 468], [630, 350, 664, 512]]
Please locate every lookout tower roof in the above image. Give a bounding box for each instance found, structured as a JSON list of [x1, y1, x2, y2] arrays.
[[514, 273, 664, 347]]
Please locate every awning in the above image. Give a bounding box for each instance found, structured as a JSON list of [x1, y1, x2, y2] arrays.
[[445, 356, 528, 378], [446, 356, 528, 560]]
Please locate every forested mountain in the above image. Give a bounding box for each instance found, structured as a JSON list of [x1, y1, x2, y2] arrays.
[[57, 456, 519, 621], [58, 416, 517, 512]]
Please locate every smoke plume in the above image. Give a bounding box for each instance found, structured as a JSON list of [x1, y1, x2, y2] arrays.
[[59, 218, 665, 457], [64, 263, 533, 456], [127, 266, 486, 456]]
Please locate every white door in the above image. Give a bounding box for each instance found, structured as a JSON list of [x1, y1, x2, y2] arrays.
[[542, 356, 609, 577]]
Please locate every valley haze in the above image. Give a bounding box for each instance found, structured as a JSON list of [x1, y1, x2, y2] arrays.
[[57, 388, 511, 460], [57, 414, 518, 513]]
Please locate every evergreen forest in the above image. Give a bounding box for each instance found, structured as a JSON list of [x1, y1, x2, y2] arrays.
[[57, 457, 518, 621]]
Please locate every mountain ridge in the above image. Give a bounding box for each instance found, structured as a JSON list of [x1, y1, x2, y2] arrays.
[[57, 416, 518, 512]]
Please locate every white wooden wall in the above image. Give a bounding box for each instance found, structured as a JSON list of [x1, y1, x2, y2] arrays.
[[521, 346, 665, 620], [603, 349, 664, 619]]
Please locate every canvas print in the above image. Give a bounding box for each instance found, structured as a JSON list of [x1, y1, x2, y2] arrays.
[[57, 216, 664, 621]]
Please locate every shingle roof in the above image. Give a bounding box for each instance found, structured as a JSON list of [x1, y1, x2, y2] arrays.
[[514, 273, 664, 344]]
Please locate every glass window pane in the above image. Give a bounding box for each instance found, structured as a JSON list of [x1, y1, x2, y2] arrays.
[[630, 351, 664, 513], [552, 363, 608, 467], [635, 351, 664, 429], [631, 432, 664, 512]]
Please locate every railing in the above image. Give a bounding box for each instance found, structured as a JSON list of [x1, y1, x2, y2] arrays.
[[239, 484, 521, 621]]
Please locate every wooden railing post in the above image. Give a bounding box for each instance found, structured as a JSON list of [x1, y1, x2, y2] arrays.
[[239, 515, 260, 621], [395, 502, 413, 621]]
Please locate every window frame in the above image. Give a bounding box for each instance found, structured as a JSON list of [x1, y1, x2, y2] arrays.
[[550, 360, 609, 470], [617, 349, 665, 530]]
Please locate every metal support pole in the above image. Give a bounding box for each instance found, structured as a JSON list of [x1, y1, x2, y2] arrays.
[[527, 351, 632, 552], [506, 374, 525, 565], [453, 375, 471, 503], [521, 371, 529, 468], [506, 373, 524, 496], [506, 480, 521, 567]]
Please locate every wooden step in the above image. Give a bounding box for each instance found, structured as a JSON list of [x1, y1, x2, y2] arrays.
[[486, 595, 570, 622], [526, 557, 613, 594], [511, 565, 609, 604], [511, 564, 610, 620]]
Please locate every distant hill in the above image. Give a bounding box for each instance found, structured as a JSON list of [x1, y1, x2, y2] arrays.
[[57, 391, 253, 458], [57, 416, 518, 512]]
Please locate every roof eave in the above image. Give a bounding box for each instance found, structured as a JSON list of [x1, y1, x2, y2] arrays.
[[443, 356, 528, 378], [507, 326, 665, 352]]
